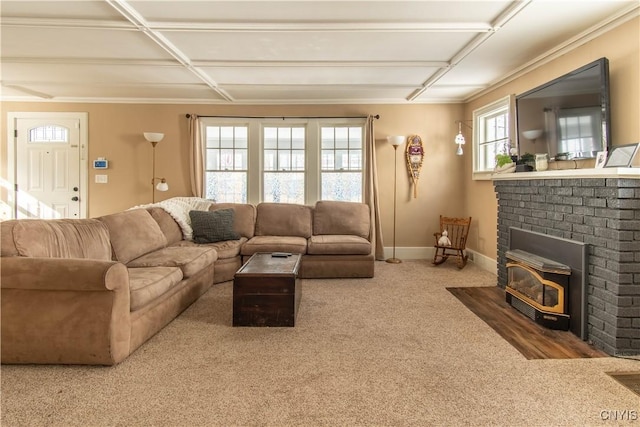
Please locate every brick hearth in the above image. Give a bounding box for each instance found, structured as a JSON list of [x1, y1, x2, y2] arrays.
[[494, 171, 640, 357]]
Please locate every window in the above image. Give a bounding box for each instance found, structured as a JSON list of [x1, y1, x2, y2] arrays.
[[29, 125, 68, 143], [472, 95, 513, 179], [263, 126, 306, 204], [320, 126, 363, 202], [202, 118, 365, 204], [204, 125, 248, 203]]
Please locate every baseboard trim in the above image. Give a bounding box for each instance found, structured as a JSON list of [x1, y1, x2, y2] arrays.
[[467, 249, 497, 274], [383, 246, 497, 275]]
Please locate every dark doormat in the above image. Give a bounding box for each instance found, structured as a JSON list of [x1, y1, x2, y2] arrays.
[[607, 371, 640, 397], [447, 286, 607, 360]]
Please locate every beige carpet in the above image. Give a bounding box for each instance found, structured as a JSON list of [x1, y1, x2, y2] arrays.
[[2, 260, 638, 426]]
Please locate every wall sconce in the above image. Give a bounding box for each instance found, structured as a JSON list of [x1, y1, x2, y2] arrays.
[[143, 132, 169, 203], [454, 120, 472, 156], [386, 135, 405, 264]]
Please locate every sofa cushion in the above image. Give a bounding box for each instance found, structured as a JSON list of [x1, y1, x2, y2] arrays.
[[174, 237, 248, 260], [189, 209, 240, 244], [100, 209, 167, 264], [0, 221, 20, 257], [255, 203, 312, 238], [241, 235, 308, 256], [314, 201, 370, 238], [209, 203, 256, 238], [10, 219, 111, 260], [307, 235, 372, 255], [206, 237, 248, 259], [147, 207, 183, 246], [127, 267, 183, 311], [126, 246, 217, 278]]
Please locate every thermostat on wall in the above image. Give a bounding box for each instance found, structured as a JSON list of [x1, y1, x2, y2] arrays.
[[93, 157, 108, 169]]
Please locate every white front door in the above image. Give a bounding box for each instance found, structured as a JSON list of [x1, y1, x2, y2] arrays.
[[13, 115, 86, 219]]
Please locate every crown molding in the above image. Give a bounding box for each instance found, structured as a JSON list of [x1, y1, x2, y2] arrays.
[[465, 3, 640, 103]]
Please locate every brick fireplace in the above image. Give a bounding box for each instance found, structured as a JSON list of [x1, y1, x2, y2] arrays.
[[494, 170, 640, 357]]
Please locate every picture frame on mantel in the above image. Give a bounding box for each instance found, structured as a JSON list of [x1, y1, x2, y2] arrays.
[[603, 143, 640, 168], [595, 151, 607, 168]]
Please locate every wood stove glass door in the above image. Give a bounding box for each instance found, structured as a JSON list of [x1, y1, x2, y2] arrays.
[[506, 263, 565, 314]]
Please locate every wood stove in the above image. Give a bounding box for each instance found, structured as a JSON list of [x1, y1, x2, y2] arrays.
[[505, 249, 571, 330]]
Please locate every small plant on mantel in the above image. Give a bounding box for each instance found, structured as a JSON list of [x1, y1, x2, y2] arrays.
[[518, 152, 535, 165], [495, 153, 516, 173], [495, 153, 513, 168]]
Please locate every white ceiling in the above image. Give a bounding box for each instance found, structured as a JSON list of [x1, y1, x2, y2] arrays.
[[1, 0, 638, 104]]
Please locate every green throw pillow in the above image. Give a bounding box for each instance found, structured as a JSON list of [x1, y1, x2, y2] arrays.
[[189, 209, 240, 244]]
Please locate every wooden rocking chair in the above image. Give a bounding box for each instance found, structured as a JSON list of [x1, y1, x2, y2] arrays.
[[433, 215, 472, 269]]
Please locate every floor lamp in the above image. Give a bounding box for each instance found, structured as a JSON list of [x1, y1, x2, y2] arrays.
[[386, 135, 405, 264], [143, 132, 169, 203]]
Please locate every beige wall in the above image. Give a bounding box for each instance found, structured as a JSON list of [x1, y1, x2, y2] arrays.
[[0, 102, 465, 250], [463, 17, 640, 262], [2, 18, 637, 261]]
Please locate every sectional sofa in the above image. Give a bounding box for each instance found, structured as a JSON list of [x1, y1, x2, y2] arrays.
[[0, 199, 373, 365]]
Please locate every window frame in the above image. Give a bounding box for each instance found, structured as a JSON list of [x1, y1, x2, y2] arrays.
[[319, 124, 364, 203], [472, 95, 515, 181], [203, 120, 251, 204], [262, 123, 307, 204], [28, 125, 69, 143], [201, 117, 366, 204]]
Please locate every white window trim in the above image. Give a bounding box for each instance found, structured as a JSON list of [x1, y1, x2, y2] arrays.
[[472, 95, 515, 181], [201, 117, 366, 204]]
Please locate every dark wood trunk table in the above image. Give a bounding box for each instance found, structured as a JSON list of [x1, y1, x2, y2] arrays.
[[233, 252, 302, 327]]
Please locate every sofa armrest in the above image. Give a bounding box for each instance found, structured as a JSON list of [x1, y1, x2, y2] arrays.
[[1, 257, 127, 291], [1, 257, 132, 365]]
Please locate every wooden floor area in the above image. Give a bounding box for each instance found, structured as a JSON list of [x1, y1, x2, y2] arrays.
[[447, 286, 607, 360], [607, 371, 640, 397]]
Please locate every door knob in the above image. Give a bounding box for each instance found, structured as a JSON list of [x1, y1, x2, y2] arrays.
[[73, 187, 79, 191], [71, 196, 79, 201]]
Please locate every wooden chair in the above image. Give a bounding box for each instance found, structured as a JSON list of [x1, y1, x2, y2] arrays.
[[433, 215, 472, 269]]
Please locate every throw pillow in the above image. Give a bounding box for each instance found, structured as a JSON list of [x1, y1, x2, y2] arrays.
[[189, 209, 240, 244]]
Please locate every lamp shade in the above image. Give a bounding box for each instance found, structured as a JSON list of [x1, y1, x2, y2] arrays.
[[144, 132, 165, 143], [387, 135, 405, 146], [155, 179, 169, 192]]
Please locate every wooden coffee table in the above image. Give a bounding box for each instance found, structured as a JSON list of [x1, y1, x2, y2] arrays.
[[233, 252, 302, 327]]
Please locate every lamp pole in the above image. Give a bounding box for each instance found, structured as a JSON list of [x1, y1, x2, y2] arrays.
[[151, 141, 158, 203], [143, 132, 166, 204], [387, 136, 404, 264]]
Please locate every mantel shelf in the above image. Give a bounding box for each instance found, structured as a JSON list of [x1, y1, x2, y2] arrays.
[[492, 167, 640, 180]]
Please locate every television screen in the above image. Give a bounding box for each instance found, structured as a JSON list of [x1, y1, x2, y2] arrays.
[[515, 57, 611, 160]]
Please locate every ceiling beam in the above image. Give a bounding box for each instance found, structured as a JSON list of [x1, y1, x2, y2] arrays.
[[193, 60, 450, 68], [1, 84, 54, 99], [2, 57, 448, 69], [407, 0, 533, 101], [156, 22, 493, 33], [1, 16, 494, 33], [104, 0, 234, 102]]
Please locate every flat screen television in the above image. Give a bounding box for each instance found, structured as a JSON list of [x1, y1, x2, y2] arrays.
[[515, 57, 611, 160]]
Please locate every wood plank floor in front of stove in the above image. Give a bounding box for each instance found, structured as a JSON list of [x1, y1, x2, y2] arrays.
[[447, 286, 607, 360]]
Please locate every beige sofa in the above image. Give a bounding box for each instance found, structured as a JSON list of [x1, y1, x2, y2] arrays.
[[244, 201, 373, 279], [1, 208, 217, 365], [0, 199, 373, 365], [156, 200, 374, 282]]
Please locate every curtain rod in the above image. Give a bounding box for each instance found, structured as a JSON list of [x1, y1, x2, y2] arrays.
[[185, 114, 379, 120]]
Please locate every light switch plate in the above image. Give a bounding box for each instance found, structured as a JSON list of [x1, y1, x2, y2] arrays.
[[95, 174, 108, 184]]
